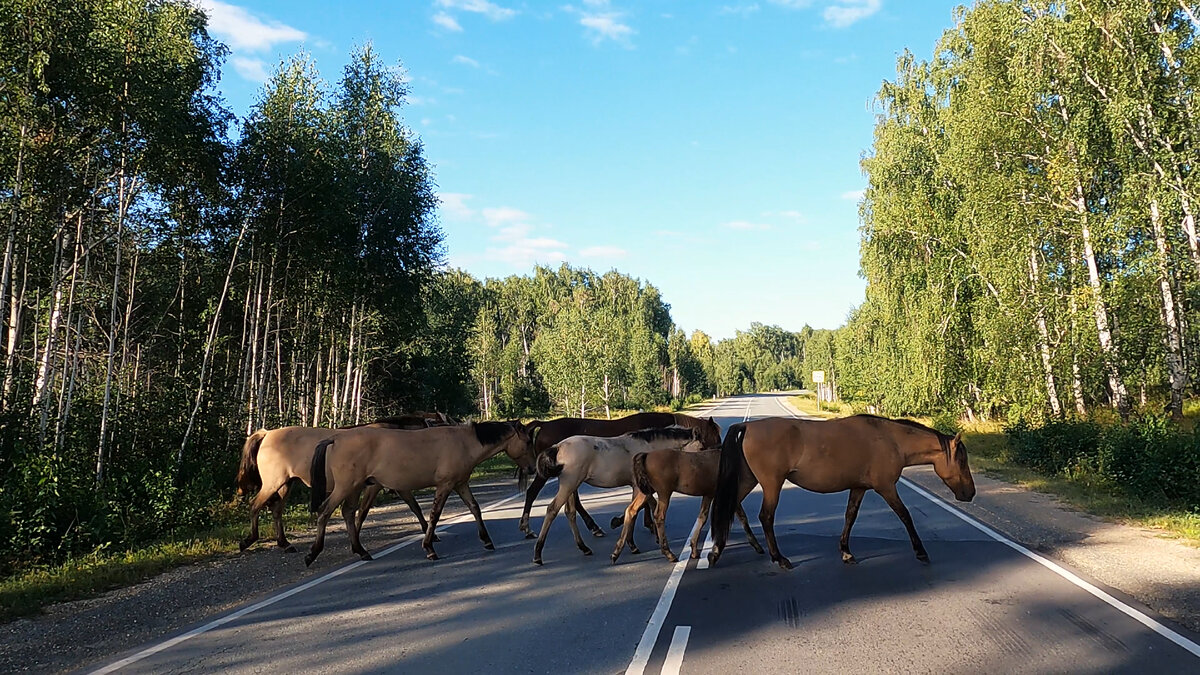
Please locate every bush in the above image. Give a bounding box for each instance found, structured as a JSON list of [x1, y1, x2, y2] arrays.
[[1005, 415, 1199, 510]]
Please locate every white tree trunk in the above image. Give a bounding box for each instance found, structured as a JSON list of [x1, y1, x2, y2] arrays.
[[1149, 197, 1187, 416], [1029, 249, 1061, 417], [1074, 181, 1129, 416]]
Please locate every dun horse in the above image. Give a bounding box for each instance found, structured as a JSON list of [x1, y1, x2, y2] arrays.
[[709, 415, 975, 569], [306, 420, 536, 565], [235, 415, 449, 552], [532, 427, 704, 566], [610, 446, 763, 564], [518, 412, 721, 538]]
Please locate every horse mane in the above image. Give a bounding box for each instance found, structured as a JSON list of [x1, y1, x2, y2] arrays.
[[856, 414, 949, 438], [474, 420, 515, 445], [628, 426, 695, 443]]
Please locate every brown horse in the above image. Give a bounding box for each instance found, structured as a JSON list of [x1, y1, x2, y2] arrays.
[[235, 416, 447, 553], [709, 415, 975, 570], [306, 421, 536, 565], [518, 412, 721, 538], [611, 447, 763, 564]]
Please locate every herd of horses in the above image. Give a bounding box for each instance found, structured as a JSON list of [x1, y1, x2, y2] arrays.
[[235, 407, 976, 571]]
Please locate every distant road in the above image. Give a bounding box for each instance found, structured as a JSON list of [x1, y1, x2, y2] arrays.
[[89, 393, 1200, 673]]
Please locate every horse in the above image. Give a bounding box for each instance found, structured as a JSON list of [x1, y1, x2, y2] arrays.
[[610, 446, 763, 564], [305, 420, 536, 565], [708, 415, 976, 570], [531, 427, 705, 566], [518, 412, 721, 538], [235, 416, 448, 553]]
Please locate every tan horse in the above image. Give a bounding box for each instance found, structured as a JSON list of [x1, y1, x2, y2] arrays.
[[532, 427, 704, 565], [610, 447, 763, 564], [518, 412, 721, 538], [709, 415, 975, 570], [305, 421, 536, 565], [235, 417, 446, 552]]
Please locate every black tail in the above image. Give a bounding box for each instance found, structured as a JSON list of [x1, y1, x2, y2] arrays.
[[632, 453, 654, 496], [710, 423, 747, 553], [310, 439, 333, 513], [236, 430, 268, 496], [536, 446, 563, 479]]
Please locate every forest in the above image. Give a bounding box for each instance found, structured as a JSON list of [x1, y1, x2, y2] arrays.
[[0, 0, 818, 571]]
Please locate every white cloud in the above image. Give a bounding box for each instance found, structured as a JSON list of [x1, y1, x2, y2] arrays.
[[230, 56, 269, 82], [580, 13, 635, 45], [482, 206, 532, 227], [841, 189, 865, 201], [722, 220, 771, 231], [823, 0, 881, 27], [487, 221, 568, 267], [579, 245, 627, 259], [719, 4, 760, 16], [198, 0, 306, 52], [439, 192, 475, 220], [434, 0, 517, 21], [432, 11, 463, 31], [766, 0, 815, 8], [452, 54, 481, 67], [765, 209, 807, 224]]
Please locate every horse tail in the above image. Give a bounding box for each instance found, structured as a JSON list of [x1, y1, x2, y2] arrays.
[[632, 452, 654, 496], [310, 439, 333, 513], [236, 430, 268, 496], [536, 446, 563, 479], [711, 423, 747, 553]]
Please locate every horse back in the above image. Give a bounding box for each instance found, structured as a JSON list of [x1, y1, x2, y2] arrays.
[[260, 426, 339, 485], [536, 412, 675, 451], [743, 417, 896, 493]]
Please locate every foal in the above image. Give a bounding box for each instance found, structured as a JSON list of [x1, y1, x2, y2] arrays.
[[611, 447, 763, 564], [532, 427, 704, 565]]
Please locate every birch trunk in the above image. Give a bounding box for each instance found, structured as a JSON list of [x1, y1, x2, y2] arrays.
[[1074, 180, 1129, 416], [1029, 249, 1061, 417], [96, 138, 128, 486], [1149, 198, 1187, 417]]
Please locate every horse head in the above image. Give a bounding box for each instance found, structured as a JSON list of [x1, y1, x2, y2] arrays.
[[934, 432, 976, 502], [504, 420, 539, 475]]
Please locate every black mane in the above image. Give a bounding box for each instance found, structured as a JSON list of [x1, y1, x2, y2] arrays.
[[856, 414, 948, 438], [628, 426, 696, 443], [474, 420, 516, 445]]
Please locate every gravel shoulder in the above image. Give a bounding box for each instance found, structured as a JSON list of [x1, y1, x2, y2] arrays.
[[0, 478, 520, 674]]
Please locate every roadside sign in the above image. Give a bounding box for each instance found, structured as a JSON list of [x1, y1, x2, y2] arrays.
[[812, 370, 825, 383]]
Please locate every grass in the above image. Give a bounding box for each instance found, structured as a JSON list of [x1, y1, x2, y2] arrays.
[[782, 398, 1200, 545], [0, 452, 521, 624]]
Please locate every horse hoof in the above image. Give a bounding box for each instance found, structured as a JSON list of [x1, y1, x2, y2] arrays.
[[426, 551, 439, 561], [706, 552, 719, 567], [917, 552, 930, 564], [690, 551, 700, 560], [238, 540, 252, 552], [610, 554, 620, 564], [609, 516, 622, 529], [752, 546, 765, 555], [484, 542, 495, 551], [284, 545, 297, 553], [533, 558, 543, 566], [776, 557, 794, 570], [304, 554, 317, 567], [842, 554, 857, 565], [666, 554, 679, 563], [432, 535, 441, 543], [524, 531, 535, 540], [590, 529, 605, 538], [359, 551, 374, 561], [630, 547, 641, 555]]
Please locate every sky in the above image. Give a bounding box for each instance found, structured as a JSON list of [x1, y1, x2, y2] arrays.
[[198, 0, 964, 339]]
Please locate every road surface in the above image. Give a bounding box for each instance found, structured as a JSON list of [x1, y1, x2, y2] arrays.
[[87, 393, 1200, 673]]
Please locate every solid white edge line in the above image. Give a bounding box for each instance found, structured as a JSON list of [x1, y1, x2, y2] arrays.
[[89, 489, 528, 674], [898, 476, 1200, 659], [661, 625, 691, 675], [695, 528, 715, 570]]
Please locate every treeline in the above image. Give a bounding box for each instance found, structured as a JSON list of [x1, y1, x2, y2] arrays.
[[826, 0, 1200, 422]]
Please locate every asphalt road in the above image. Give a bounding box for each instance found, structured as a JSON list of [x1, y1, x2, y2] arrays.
[[87, 393, 1200, 674]]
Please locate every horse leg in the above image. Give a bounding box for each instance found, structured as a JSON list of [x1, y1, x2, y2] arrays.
[[422, 488, 452, 561], [877, 484, 929, 563], [272, 482, 295, 551], [736, 503, 764, 554], [533, 490, 570, 565], [454, 482, 494, 551], [574, 491, 603, 537], [758, 481, 792, 570], [653, 494, 676, 562], [564, 494, 593, 556], [840, 488, 867, 564], [240, 482, 282, 552], [520, 473, 549, 539], [399, 490, 439, 542], [354, 483, 382, 534], [305, 483, 355, 567], [341, 489, 372, 561], [611, 492, 647, 564], [690, 496, 712, 559], [642, 492, 658, 537]]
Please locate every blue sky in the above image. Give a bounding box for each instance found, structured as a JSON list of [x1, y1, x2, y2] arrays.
[[200, 0, 963, 339]]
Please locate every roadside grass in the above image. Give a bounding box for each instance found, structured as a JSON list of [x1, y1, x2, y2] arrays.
[[1, 451, 520, 624], [781, 398, 1200, 545], [788, 393, 852, 419]]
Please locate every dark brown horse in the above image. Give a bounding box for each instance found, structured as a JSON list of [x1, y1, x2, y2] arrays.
[[518, 412, 721, 538], [708, 415, 975, 569]]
